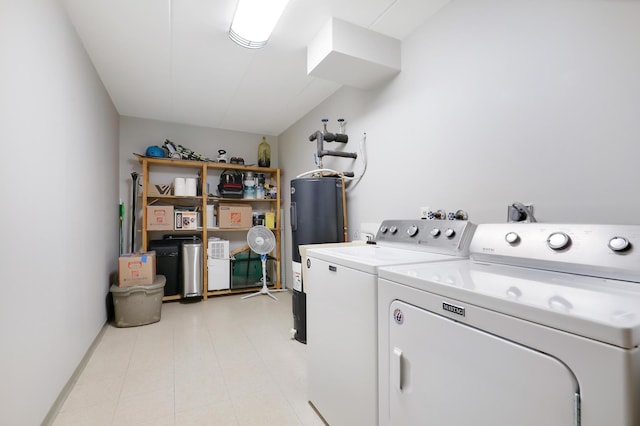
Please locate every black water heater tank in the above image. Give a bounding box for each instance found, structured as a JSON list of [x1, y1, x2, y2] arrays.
[[290, 177, 345, 344]]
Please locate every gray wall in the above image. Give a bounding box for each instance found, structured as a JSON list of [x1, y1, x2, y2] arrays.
[[0, 1, 119, 424], [278, 0, 640, 287]]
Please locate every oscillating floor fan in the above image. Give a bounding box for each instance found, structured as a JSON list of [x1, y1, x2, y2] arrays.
[[242, 225, 286, 301]]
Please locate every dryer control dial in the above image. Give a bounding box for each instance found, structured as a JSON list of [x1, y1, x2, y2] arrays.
[[430, 228, 441, 237], [379, 225, 388, 234], [547, 232, 571, 250], [608, 236, 630, 252], [505, 232, 519, 244], [444, 228, 455, 238], [389, 226, 398, 235], [407, 225, 419, 237]]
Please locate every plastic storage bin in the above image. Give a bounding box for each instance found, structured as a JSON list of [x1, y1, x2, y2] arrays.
[[232, 251, 265, 289], [110, 275, 166, 327]]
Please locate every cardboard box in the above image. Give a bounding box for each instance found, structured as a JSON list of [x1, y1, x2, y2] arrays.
[[146, 205, 174, 230], [118, 251, 156, 287], [148, 184, 172, 196], [174, 210, 198, 230], [218, 203, 252, 228]]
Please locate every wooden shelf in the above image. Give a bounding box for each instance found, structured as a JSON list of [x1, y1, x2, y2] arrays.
[[139, 155, 278, 173], [147, 195, 204, 200], [137, 156, 281, 302], [208, 197, 277, 202]]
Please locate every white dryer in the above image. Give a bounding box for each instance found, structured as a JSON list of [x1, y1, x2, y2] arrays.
[[378, 223, 640, 426], [305, 219, 476, 426]]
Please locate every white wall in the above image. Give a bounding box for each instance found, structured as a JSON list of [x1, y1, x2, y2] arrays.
[[119, 116, 278, 252], [0, 1, 119, 424], [279, 0, 640, 287]]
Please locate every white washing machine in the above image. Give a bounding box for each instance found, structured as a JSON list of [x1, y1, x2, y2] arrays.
[[378, 223, 640, 426], [305, 219, 476, 426]]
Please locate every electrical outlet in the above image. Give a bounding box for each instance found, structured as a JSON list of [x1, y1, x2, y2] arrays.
[[420, 206, 430, 219]]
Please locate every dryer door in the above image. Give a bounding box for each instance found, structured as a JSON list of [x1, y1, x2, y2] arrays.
[[388, 300, 579, 426]]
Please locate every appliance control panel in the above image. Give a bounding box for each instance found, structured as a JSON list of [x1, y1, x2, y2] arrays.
[[376, 220, 477, 256], [470, 223, 640, 283]]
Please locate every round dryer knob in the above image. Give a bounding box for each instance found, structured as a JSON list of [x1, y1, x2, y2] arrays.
[[379, 225, 388, 234], [407, 225, 419, 237], [608, 236, 630, 252], [390, 226, 398, 234], [505, 232, 519, 244], [430, 228, 441, 237], [547, 232, 571, 250], [444, 228, 455, 238]]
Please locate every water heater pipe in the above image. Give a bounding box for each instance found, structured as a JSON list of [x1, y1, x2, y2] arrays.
[[341, 174, 349, 242], [309, 130, 357, 159]]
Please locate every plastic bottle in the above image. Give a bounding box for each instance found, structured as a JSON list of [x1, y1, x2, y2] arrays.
[[243, 172, 256, 199], [256, 173, 266, 199], [258, 136, 271, 167]]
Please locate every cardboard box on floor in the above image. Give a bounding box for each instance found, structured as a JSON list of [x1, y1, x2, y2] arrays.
[[118, 251, 156, 286]]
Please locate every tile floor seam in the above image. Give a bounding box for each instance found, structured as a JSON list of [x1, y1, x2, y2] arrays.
[[240, 299, 307, 426], [245, 316, 304, 425], [205, 318, 241, 425], [172, 323, 177, 426], [111, 327, 137, 426]]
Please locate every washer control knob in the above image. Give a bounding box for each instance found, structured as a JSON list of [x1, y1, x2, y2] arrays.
[[505, 232, 520, 244], [444, 228, 455, 238], [430, 228, 441, 237], [407, 225, 419, 237], [547, 232, 571, 250], [389, 226, 398, 235], [379, 225, 388, 234], [608, 236, 630, 252]]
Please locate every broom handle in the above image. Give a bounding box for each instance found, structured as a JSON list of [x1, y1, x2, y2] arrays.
[[130, 172, 138, 253]]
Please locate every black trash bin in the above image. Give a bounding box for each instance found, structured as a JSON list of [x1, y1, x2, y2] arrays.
[[149, 240, 180, 296]]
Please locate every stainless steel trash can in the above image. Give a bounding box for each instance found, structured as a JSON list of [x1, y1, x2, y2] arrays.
[[182, 240, 203, 298]]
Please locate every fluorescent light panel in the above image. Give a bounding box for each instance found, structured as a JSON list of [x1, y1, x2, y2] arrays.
[[229, 0, 290, 49]]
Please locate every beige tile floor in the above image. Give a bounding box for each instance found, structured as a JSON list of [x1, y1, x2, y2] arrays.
[[52, 290, 325, 426]]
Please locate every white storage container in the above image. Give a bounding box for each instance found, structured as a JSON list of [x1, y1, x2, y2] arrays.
[[208, 258, 230, 290]]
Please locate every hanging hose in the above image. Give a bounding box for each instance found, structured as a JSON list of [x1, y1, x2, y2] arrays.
[[295, 168, 356, 179], [345, 132, 367, 193]]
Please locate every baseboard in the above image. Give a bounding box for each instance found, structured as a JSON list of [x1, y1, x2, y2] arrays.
[[41, 322, 108, 426]]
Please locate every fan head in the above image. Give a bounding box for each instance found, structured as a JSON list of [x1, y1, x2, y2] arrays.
[[247, 225, 276, 255]]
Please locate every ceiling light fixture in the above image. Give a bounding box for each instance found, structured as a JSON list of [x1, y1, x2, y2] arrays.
[[229, 0, 290, 49]]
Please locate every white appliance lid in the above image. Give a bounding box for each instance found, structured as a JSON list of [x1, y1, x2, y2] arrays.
[[305, 245, 460, 274], [379, 260, 640, 349]]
